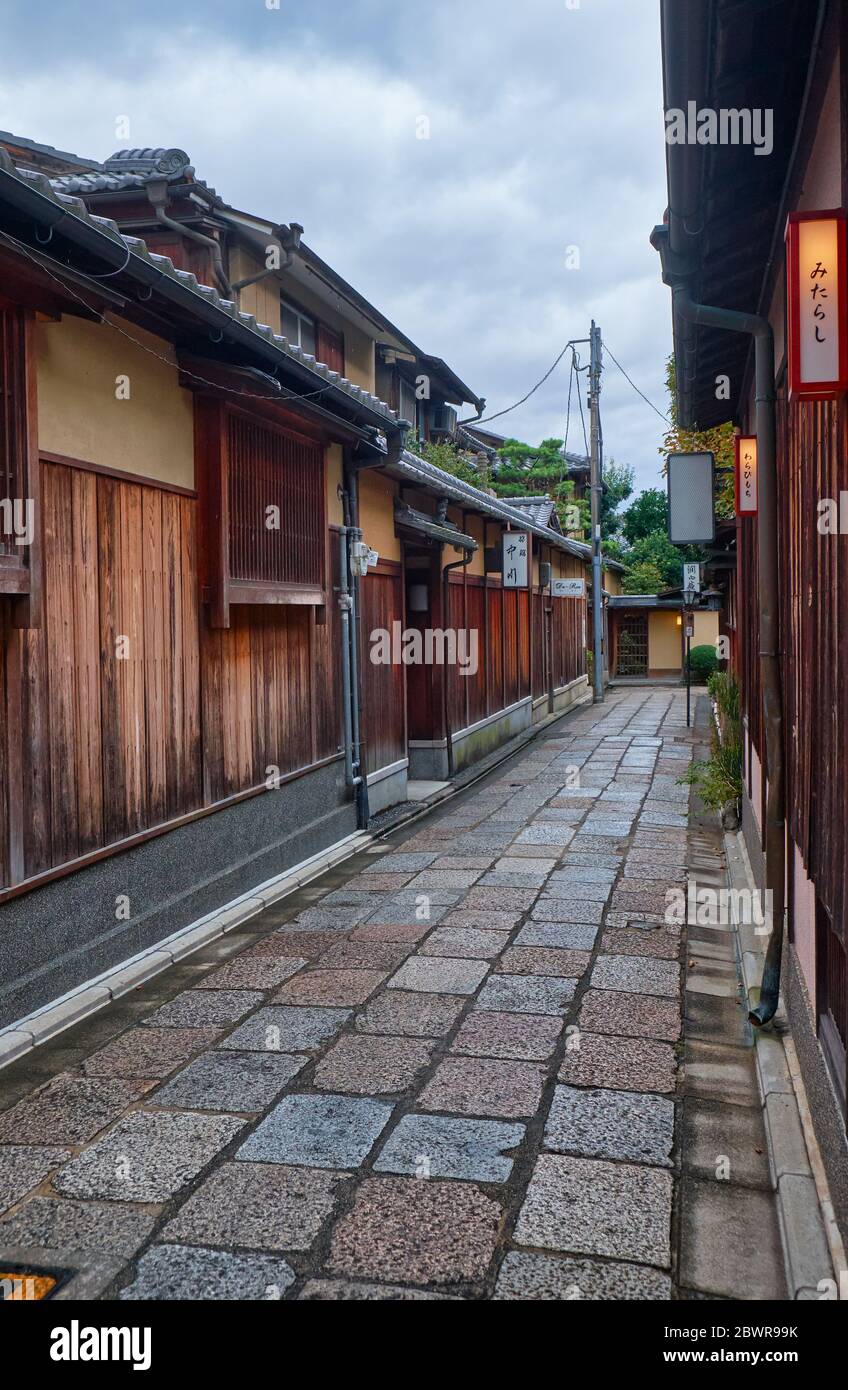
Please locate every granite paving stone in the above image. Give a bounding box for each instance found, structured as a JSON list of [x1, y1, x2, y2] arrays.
[[418, 1056, 545, 1118], [405, 870, 484, 891], [353, 992, 464, 1040], [341, 872, 415, 892], [313, 1035, 434, 1094], [515, 922, 599, 951], [600, 927, 681, 960], [272, 968, 388, 1007], [374, 1114, 525, 1182], [514, 1153, 672, 1265], [142, 989, 264, 1029], [579, 989, 689, 1049], [195, 956, 307, 990], [493, 857, 556, 876], [0, 1076, 149, 1146], [530, 899, 604, 924], [418, 926, 510, 960], [476, 973, 576, 1015], [298, 1279, 449, 1300], [351, 922, 432, 944], [236, 1094, 392, 1169], [558, 1032, 677, 1093], [363, 853, 438, 872], [248, 931, 348, 959], [287, 905, 373, 931], [162, 1161, 346, 1251], [327, 1176, 501, 1285], [461, 887, 538, 912], [0, 1195, 157, 1258], [451, 1010, 563, 1061], [591, 954, 680, 998], [0, 1146, 69, 1214], [312, 940, 413, 971], [364, 901, 451, 927], [515, 825, 576, 846], [150, 1050, 307, 1112], [544, 1084, 675, 1165], [54, 1111, 244, 1203], [387, 956, 489, 995], [442, 910, 522, 931], [219, 1006, 350, 1053], [495, 946, 591, 977], [543, 877, 614, 900], [82, 1027, 224, 1080], [119, 1244, 295, 1300], [494, 1250, 672, 1300]]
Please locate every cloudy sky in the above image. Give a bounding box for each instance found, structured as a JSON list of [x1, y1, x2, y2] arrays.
[[0, 0, 672, 494]]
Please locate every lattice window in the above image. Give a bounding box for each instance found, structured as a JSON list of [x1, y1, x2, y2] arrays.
[[227, 413, 324, 588]]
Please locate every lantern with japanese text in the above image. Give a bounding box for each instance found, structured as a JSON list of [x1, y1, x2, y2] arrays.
[[785, 210, 848, 401], [734, 435, 758, 516]]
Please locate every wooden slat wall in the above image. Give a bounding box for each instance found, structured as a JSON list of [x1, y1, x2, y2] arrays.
[[1, 458, 343, 890], [777, 391, 848, 936]]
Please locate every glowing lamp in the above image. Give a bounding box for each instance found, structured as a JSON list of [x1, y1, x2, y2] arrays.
[[785, 210, 848, 401], [734, 435, 758, 516]]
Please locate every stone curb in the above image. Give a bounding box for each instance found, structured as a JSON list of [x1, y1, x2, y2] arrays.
[[724, 829, 839, 1298], [0, 829, 372, 1072]]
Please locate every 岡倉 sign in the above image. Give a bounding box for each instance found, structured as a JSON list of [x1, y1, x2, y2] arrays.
[[734, 435, 757, 515], [502, 531, 529, 589], [786, 210, 848, 400]]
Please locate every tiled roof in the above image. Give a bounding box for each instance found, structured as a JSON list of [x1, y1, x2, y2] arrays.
[[389, 450, 592, 562], [500, 495, 560, 529], [0, 150, 400, 430]]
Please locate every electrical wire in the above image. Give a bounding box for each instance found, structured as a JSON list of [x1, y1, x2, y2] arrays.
[[602, 339, 670, 424], [459, 337, 587, 427], [0, 228, 363, 411]]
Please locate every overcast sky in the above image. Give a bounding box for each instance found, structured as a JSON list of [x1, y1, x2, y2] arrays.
[[0, 0, 672, 495]]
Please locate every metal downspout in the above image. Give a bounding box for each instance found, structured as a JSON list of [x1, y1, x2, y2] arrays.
[[337, 522, 361, 800], [671, 285, 785, 1026], [344, 464, 370, 828]]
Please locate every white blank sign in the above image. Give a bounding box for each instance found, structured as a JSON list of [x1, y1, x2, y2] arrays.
[[667, 452, 715, 545]]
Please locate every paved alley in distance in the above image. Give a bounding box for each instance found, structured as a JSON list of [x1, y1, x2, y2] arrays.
[[0, 687, 696, 1299]]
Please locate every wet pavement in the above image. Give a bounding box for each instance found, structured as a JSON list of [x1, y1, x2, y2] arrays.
[[0, 686, 738, 1299]]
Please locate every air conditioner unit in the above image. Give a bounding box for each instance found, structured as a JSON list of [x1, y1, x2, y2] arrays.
[[430, 405, 458, 437]]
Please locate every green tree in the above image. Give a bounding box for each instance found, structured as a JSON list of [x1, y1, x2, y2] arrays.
[[621, 488, 668, 546], [622, 560, 664, 595], [600, 458, 634, 538]]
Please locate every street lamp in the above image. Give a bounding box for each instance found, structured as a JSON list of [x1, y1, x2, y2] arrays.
[[682, 588, 698, 727]]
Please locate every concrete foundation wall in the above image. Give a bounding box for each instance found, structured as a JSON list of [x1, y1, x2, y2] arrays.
[[0, 760, 355, 1030]]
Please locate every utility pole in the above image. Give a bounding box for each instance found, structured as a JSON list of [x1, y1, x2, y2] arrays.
[[589, 320, 604, 702]]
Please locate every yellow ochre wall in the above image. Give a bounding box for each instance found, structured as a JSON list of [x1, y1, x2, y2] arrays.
[[36, 315, 195, 489], [325, 444, 344, 527], [230, 246, 282, 335], [358, 469, 401, 561], [648, 610, 683, 672]]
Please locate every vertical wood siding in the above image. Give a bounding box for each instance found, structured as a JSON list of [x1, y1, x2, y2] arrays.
[[0, 458, 343, 889]]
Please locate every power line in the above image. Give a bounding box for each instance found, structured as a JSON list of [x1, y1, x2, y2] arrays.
[[460, 338, 587, 427], [602, 339, 670, 425]]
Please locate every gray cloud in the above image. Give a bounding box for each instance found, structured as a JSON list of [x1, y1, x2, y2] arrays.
[[0, 0, 672, 492]]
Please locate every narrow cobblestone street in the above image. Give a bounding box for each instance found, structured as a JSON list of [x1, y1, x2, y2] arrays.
[[0, 686, 741, 1299]]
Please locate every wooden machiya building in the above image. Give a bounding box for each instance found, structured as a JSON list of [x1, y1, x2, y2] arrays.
[[654, 0, 848, 1244], [0, 137, 594, 1035]]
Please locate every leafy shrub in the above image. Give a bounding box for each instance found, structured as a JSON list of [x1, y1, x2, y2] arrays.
[[686, 643, 719, 683]]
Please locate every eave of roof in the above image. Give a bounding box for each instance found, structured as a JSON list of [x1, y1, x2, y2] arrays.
[[0, 152, 403, 437], [659, 0, 822, 429], [385, 450, 592, 562]]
